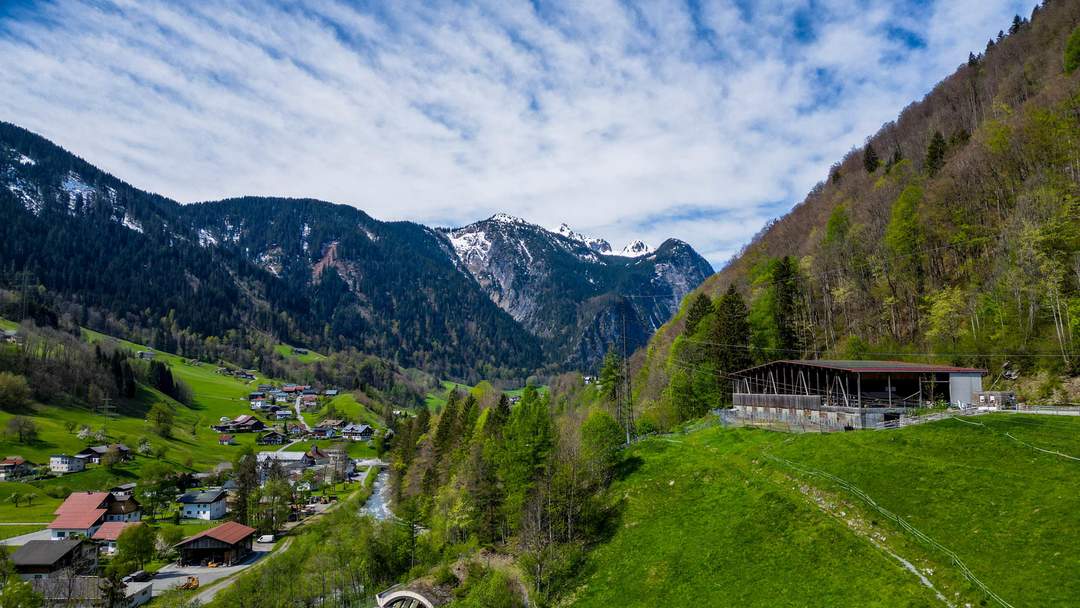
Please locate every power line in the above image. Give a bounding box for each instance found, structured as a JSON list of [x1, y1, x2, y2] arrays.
[[679, 336, 1071, 358]]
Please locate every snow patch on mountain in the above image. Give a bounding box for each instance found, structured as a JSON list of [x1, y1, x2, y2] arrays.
[[448, 228, 492, 266], [60, 172, 95, 211], [197, 228, 218, 248], [6, 174, 43, 215], [17, 154, 34, 166], [557, 223, 612, 254], [489, 213, 530, 225], [121, 213, 143, 233]]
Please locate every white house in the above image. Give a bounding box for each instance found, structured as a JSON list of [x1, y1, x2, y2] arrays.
[[49, 454, 87, 474], [177, 489, 228, 520]]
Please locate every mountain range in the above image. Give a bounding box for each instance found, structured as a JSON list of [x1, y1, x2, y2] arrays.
[[0, 123, 712, 379]]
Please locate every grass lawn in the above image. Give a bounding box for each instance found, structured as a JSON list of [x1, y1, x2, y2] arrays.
[[319, 393, 383, 429], [273, 343, 325, 364], [282, 440, 377, 459], [571, 414, 1080, 607], [0, 482, 59, 522], [0, 524, 45, 540]]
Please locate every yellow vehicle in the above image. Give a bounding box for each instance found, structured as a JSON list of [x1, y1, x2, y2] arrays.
[[178, 576, 200, 590]]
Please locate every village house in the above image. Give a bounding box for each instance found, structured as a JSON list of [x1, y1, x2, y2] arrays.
[[0, 455, 33, 481], [214, 415, 266, 434], [109, 483, 136, 498], [174, 521, 256, 567], [309, 426, 336, 439], [218, 434, 236, 446], [323, 389, 339, 397], [256, 430, 287, 445], [274, 409, 293, 420], [256, 451, 313, 479], [178, 489, 228, 520], [11, 540, 96, 581], [136, 350, 155, 360], [2, 329, 21, 344], [90, 521, 141, 554], [49, 454, 88, 474], [75, 444, 132, 465], [342, 424, 374, 442], [48, 491, 142, 540]]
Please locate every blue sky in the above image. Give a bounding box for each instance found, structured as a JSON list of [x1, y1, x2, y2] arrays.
[[0, 0, 1037, 267]]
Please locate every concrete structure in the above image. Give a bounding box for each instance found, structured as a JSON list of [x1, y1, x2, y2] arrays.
[[731, 360, 986, 430], [376, 583, 449, 608]]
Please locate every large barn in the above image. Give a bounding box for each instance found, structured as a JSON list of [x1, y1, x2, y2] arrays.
[[174, 521, 256, 567], [731, 360, 986, 430]]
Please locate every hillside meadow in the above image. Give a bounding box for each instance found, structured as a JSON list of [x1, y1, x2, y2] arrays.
[[568, 413, 1080, 607]]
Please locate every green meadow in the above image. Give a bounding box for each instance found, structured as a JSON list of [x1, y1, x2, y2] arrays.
[[570, 414, 1080, 607]]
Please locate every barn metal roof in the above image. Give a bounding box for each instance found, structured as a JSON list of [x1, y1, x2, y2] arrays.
[[737, 360, 986, 374]]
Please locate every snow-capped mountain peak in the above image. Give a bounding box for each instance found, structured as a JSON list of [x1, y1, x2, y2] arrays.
[[556, 223, 612, 254], [612, 239, 653, 257], [489, 212, 530, 225]]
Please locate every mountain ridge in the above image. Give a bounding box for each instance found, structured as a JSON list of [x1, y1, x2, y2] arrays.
[[0, 123, 712, 377]]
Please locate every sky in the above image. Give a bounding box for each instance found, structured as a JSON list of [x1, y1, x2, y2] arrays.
[[0, 0, 1038, 267]]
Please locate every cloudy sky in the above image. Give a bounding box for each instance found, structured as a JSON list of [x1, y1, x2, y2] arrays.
[[0, 0, 1036, 267]]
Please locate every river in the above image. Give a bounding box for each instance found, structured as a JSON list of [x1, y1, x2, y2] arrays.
[[360, 468, 394, 521]]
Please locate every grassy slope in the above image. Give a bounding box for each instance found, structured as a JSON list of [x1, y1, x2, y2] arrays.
[[273, 343, 326, 364], [318, 393, 383, 428], [0, 325, 295, 522], [570, 414, 1080, 607]]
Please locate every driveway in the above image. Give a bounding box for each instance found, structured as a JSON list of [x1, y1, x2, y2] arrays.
[[150, 541, 276, 597], [193, 538, 292, 604], [0, 528, 51, 546]]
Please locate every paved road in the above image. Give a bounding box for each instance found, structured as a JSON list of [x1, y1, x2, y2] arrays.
[[193, 538, 292, 604], [150, 541, 276, 597], [294, 400, 312, 431], [0, 528, 51, 546]]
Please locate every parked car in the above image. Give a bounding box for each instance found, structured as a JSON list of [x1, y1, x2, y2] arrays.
[[257, 534, 275, 543]]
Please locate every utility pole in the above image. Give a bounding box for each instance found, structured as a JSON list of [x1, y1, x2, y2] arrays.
[[100, 397, 114, 437]]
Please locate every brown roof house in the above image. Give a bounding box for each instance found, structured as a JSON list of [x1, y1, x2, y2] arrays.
[[174, 521, 256, 567]]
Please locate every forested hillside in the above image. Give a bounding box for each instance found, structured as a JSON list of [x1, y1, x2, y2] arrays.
[[633, 1, 1080, 429]]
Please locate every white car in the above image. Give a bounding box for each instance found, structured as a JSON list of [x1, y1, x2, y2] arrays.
[[257, 534, 275, 543]]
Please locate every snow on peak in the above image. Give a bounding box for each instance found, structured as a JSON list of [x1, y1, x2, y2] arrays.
[[557, 223, 612, 254], [612, 240, 653, 257], [489, 213, 529, 225]]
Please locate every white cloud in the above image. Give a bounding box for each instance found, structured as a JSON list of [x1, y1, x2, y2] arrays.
[[0, 0, 1037, 267]]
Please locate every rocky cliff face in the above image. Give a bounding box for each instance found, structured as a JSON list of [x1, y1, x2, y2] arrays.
[[444, 215, 713, 370]]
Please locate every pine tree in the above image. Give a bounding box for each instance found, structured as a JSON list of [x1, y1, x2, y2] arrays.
[[968, 52, 978, 67], [1066, 26, 1080, 73], [863, 142, 880, 173], [714, 285, 752, 379], [926, 130, 947, 177], [1009, 14, 1023, 35], [683, 293, 713, 336], [772, 257, 802, 356]]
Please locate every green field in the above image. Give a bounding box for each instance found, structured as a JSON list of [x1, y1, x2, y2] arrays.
[[273, 343, 326, 364], [283, 439, 377, 459], [0, 525, 45, 540], [318, 393, 383, 428], [570, 414, 1080, 607]]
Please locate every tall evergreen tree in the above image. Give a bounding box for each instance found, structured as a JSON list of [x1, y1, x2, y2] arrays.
[[926, 130, 947, 177], [683, 293, 713, 336], [598, 349, 624, 405], [772, 257, 802, 356], [863, 142, 880, 173], [714, 285, 752, 382]]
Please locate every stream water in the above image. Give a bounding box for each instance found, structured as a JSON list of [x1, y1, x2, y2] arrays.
[[360, 468, 393, 521]]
